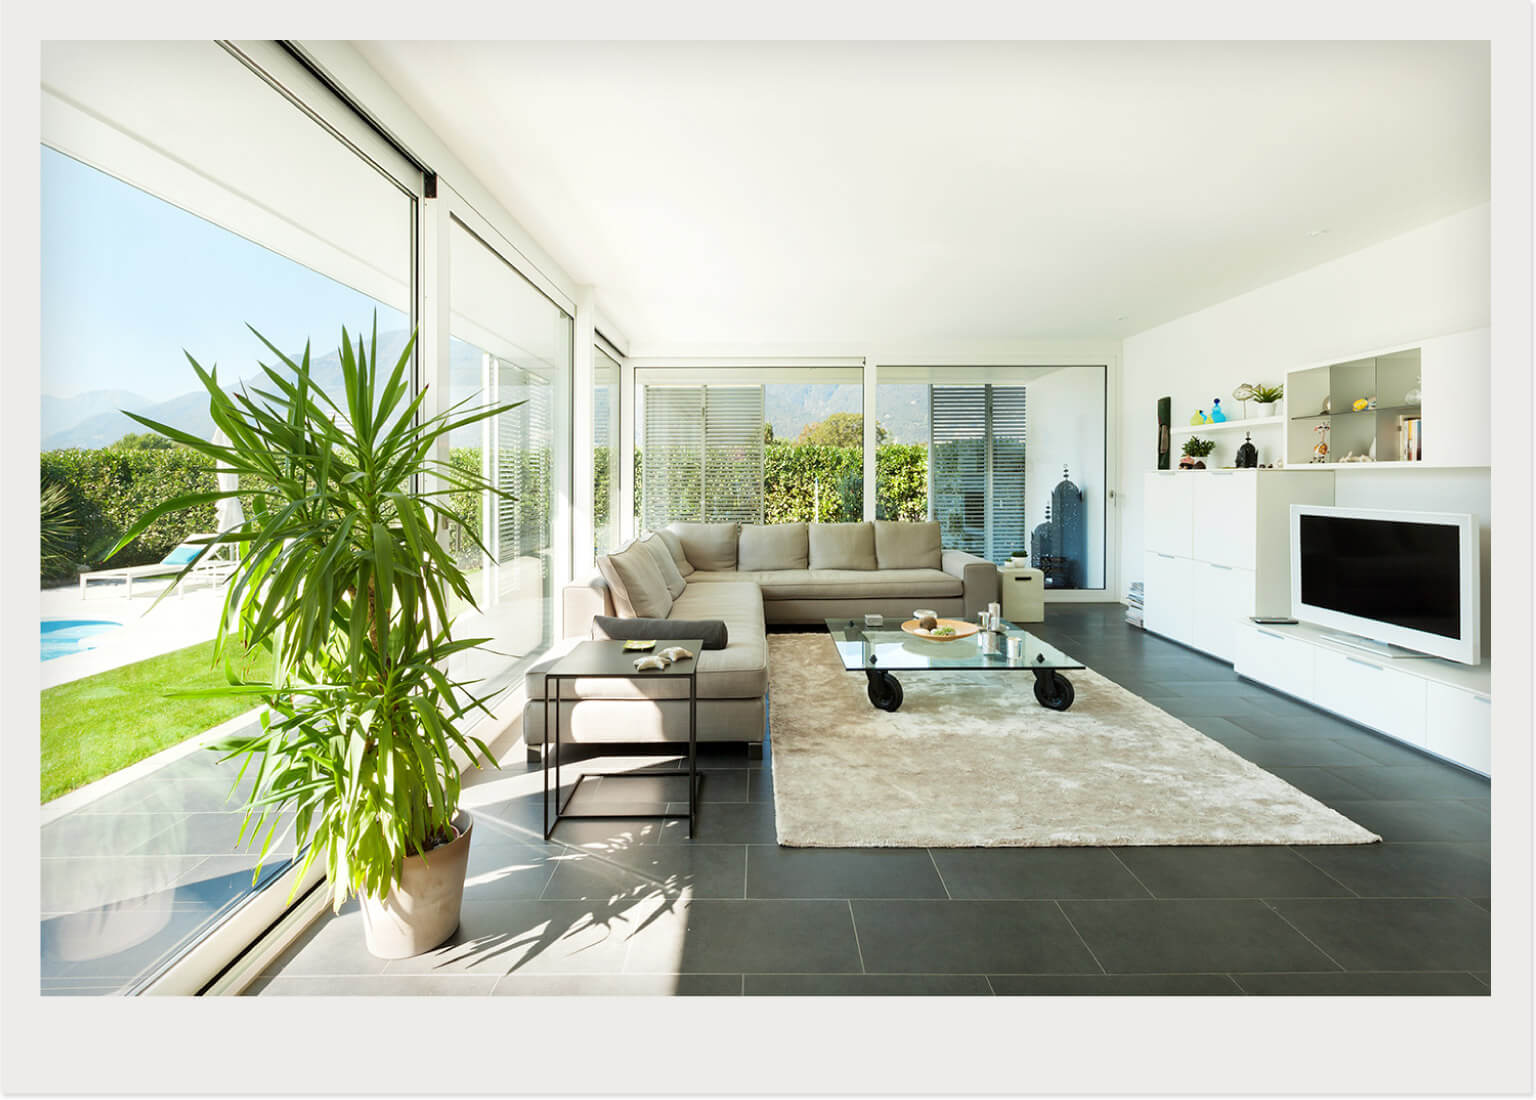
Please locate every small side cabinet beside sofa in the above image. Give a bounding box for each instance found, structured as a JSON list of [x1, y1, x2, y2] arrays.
[[521, 520, 1000, 756]]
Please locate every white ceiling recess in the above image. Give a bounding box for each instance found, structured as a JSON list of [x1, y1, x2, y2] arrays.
[[354, 40, 1489, 351]]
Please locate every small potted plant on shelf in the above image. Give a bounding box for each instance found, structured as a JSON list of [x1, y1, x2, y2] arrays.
[[1250, 382, 1284, 417], [110, 321, 516, 958], [1179, 436, 1217, 469]]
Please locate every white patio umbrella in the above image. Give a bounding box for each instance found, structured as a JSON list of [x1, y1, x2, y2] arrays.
[[211, 428, 245, 533]]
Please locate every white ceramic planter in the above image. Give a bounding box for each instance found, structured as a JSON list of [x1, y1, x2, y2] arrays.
[[358, 810, 472, 959]]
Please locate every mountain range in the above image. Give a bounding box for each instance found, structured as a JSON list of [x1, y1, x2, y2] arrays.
[[42, 342, 367, 451], [43, 338, 933, 451]]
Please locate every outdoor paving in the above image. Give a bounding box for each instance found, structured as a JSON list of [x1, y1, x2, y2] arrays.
[[250, 604, 1492, 997]]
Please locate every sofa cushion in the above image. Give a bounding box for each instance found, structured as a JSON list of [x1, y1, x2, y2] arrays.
[[677, 568, 962, 599], [666, 521, 740, 572], [653, 528, 694, 577], [592, 615, 729, 651], [759, 568, 961, 600], [737, 522, 808, 571], [596, 542, 672, 619], [874, 520, 942, 570], [637, 534, 687, 599], [808, 522, 876, 570]]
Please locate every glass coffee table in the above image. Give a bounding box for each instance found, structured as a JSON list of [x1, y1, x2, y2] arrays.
[[825, 617, 1085, 713]]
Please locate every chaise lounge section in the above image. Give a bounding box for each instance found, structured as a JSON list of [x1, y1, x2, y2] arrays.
[[521, 521, 999, 756]]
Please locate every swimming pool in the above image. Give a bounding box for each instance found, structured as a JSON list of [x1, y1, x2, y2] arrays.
[[41, 620, 122, 662]]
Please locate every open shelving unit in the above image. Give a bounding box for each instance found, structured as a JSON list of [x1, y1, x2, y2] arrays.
[[1281, 328, 1488, 469]]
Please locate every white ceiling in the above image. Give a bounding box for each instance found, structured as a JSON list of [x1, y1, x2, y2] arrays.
[[355, 40, 1489, 350]]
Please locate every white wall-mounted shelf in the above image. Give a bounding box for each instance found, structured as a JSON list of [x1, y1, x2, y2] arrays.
[[1290, 460, 1492, 471], [1169, 413, 1285, 436]]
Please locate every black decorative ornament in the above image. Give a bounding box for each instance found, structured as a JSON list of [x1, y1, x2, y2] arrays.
[[1235, 431, 1259, 469]]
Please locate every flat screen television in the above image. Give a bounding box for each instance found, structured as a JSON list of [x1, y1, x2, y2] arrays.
[[1290, 505, 1480, 665]]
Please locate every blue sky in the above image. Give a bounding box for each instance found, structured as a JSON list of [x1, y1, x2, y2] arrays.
[[41, 146, 405, 400]]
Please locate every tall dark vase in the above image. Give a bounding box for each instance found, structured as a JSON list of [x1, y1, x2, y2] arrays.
[[1157, 397, 1172, 470]]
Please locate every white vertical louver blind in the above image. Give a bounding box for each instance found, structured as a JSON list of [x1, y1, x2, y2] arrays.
[[930, 386, 988, 558], [989, 386, 1029, 563], [702, 386, 766, 525], [496, 366, 552, 600], [641, 384, 765, 528], [929, 384, 1027, 565], [642, 386, 705, 531]]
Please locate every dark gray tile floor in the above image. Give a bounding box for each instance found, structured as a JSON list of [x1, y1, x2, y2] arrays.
[[251, 605, 1490, 996]]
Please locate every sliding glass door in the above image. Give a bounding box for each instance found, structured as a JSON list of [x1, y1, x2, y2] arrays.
[[877, 366, 1107, 587], [446, 217, 571, 691], [38, 40, 420, 995], [593, 341, 621, 555]]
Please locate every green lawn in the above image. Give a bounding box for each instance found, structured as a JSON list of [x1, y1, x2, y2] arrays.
[[41, 640, 269, 803]]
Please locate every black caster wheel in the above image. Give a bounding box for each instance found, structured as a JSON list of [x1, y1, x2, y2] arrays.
[[1032, 670, 1075, 711], [866, 670, 904, 712]]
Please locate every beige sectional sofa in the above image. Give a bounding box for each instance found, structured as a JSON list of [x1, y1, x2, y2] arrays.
[[521, 520, 999, 754]]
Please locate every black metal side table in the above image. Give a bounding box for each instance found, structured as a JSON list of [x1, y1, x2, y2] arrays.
[[541, 639, 703, 840]]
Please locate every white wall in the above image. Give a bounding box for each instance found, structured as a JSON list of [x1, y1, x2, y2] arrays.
[[1022, 367, 1108, 588], [1119, 203, 1490, 599]]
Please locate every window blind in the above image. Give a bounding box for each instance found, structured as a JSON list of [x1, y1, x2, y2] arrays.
[[702, 386, 766, 524], [641, 384, 765, 528], [642, 386, 705, 531], [989, 386, 1029, 562], [929, 384, 1027, 565]]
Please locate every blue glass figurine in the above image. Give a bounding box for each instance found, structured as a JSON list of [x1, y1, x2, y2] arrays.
[[1210, 398, 1226, 423]]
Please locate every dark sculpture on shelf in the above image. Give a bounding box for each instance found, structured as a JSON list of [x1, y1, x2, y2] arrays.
[[1157, 396, 1171, 470], [1235, 431, 1259, 469], [1030, 465, 1087, 589]]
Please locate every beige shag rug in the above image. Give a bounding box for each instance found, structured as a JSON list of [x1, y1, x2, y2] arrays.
[[769, 633, 1379, 848]]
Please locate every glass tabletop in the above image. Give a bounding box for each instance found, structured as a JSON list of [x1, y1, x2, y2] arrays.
[[824, 617, 1084, 673]]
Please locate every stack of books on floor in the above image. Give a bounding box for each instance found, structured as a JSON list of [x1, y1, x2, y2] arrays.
[[1125, 580, 1144, 628]]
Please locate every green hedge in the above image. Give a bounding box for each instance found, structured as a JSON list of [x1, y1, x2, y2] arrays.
[[41, 440, 931, 581], [39, 447, 219, 581]]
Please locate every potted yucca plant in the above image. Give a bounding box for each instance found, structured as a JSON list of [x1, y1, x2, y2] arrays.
[[111, 321, 515, 957]]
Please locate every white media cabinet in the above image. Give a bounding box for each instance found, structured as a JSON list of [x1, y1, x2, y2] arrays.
[[1141, 468, 1491, 775], [1232, 620, 1490, 775], [1142, 468, 1334, 663]]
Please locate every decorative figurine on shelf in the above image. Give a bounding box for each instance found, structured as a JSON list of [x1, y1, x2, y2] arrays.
[[1352, 397, 1370, 413], [1211, 398, 1227, 422], [1312, 423, 1330, 463], [1233, 383, 1255, 418], [1405, 375, 1422, 406], [1234, 431, 1258, 468], [1189, 409, 1205, 426], [1320, 395, 1332, 415]]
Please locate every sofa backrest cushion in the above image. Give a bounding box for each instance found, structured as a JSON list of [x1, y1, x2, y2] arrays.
[[592, 615, 729, 651], [596, 541, 673, 619], [637, 534, 688, 599], [873, 520, 943, 570], [807, 522, 877, 570], [665, 522, 740, 572], [653, 528, 694, 577], [738, 522, 808, 571]]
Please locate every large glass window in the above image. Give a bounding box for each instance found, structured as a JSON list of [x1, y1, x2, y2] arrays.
[[446, 218, 571, 693], [39, 41, 418, 995], [593, 343, 621, 555], [877, 367, 1107, 586], [636, 369, 864, 529]]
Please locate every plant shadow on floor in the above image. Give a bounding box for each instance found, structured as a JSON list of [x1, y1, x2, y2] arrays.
[[430, 759, 702, 976]]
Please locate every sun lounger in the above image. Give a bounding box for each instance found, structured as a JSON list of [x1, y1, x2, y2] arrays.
[[78, 535, 236, 598]]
